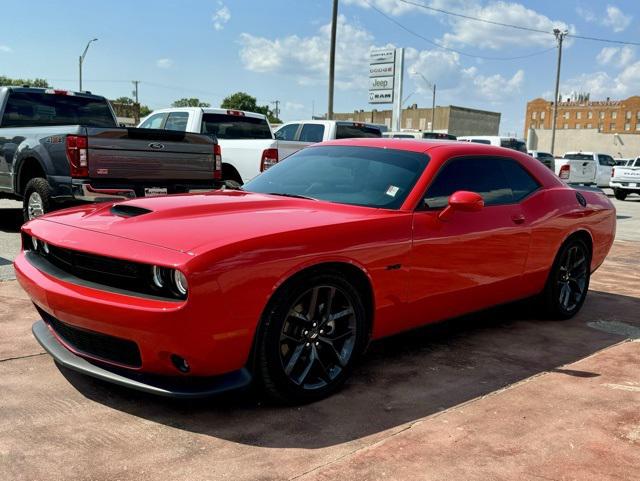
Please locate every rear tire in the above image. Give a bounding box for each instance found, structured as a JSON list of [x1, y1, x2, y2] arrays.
[[614, 189, 628, 201], [256, 272, 368, 404], [23, 178, 53, 222], [540, 237, 591, 320]]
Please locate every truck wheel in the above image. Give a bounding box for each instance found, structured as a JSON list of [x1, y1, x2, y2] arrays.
[[23, 178, 53, 222], [614, 189, 628, 201]]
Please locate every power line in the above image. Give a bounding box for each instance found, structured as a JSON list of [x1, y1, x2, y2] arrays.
[[395, 0, 640, 47], [364, 0, 557, 61]]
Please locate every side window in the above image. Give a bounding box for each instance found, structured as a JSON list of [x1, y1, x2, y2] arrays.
[[423, 157, 512, 209], [139, 113, 165, 129], [299, 124, 325, 143], [274, 123, 300, 141], [164, 112, 189, 131], [500, 159, 540, 202], [598, 155, 609, 166]]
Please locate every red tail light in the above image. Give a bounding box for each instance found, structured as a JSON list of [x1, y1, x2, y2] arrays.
[[261, 148, 279, 172], [226, 110, 245, 116], [559, 164, 570, 180], [66, 135, 89, 178], [213, 143, 222, 180]]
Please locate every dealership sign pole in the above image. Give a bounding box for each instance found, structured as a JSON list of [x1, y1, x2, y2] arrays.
[[369, 47, 404, 130]]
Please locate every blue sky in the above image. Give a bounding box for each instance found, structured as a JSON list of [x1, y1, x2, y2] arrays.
[[1, 0, 638, 135]]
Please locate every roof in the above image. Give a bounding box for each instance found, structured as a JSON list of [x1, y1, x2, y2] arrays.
[[148, 107, 267, 120]]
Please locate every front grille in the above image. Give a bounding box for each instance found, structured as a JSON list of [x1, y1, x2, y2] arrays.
[[37, 306, 142, 368]]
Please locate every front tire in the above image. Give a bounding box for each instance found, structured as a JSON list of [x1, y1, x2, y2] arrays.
[[541, 237, 591, 319], [23, 178, 53, 222], [256, 272, 368, 404], [614, 189, 628, 201]]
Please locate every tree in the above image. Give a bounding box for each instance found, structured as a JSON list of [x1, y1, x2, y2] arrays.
[[221, 91, 282, 123], [0, 75, 49, 88], [172, 98, 210, 108], [113, 96, 134, 105]]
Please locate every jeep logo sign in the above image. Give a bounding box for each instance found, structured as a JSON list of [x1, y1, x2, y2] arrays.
[[369, 76, 393, 91]]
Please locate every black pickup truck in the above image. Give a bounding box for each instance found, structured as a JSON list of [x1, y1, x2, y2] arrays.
[[0, 87, 221, 221]]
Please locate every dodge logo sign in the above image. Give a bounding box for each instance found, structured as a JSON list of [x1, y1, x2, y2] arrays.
[[149, 143, 165, 150]]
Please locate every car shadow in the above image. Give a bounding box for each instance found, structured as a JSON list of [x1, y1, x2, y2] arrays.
[[0, 207, 22, 233], [58, 290, 638, 449]]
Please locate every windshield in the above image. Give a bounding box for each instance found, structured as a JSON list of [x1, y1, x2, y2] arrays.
[[564, 153, 593, 161], [1, 91, 116, 128], [243, 145, 429, 209], [201, 113, 272, 139]]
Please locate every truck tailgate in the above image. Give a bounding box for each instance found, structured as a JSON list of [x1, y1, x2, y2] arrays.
[[86, 127, 215, 180], [613, 167, 640, 183], [216, 138, 278, 182]]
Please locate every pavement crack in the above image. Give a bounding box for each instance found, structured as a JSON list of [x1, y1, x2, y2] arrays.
[[0, 352, 46, 363]]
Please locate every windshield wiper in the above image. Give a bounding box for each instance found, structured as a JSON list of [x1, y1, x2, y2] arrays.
[[266, 192, 317, 201]]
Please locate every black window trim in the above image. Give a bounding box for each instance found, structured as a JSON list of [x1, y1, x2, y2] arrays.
[[416, 154, 543, 212]]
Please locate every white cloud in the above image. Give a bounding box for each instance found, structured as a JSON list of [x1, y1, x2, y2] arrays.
[[212, 3, 231, 31], [156, 58, 174, 69], [464, 68, 524, 102], [576, 5, 596, 23], [284, 101, 305, 111], [603, 5, 631, 32], [561, 61, 640, 99], [239, 15, 375, 89], [597, 46, 634, 68], [0, 45, 11, 53]]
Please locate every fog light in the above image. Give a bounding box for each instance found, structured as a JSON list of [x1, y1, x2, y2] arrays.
[[173, 270, 188, 296], [171, 354, 190, 373]]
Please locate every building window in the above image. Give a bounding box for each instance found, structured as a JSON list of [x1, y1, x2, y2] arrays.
[[532, 111, 537, 119], [587, 111, 593, 119], [587, 123, 592, 129], [600, 111, 605, 119], [637, 111, 640, 120], [576, 123, 581, 129], [598, 123, 604, 131], [612, 111, 617, 119], [563, 112, 569, 119], [626, 111, 632, 119], [610, 123, 616, 130], [625, 123, 631, 131], [636, 123, 640, 131], [576, 112, 582, 119], [563, 123, 568, 129], [540, 111, 545, 119]]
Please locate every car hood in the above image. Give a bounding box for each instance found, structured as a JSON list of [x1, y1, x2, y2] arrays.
[[38, 191, 386, 253]]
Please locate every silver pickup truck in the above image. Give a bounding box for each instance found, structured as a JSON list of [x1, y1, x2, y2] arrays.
[[610, 157, 640, 200], [0, 87, 220, 221]]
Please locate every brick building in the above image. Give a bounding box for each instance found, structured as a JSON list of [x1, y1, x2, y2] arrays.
[[334, 104, 500, 137], [525, 96, 640, 137]]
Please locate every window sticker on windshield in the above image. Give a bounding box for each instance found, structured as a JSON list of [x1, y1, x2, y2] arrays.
[[386, 185, 400, 197]]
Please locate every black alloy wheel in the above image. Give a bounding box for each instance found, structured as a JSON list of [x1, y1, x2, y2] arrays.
[[542, 237, 591, 319], [257, 272, 366, 404]]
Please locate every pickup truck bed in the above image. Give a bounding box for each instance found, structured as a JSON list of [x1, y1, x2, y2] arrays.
[[610, 158, 640, 200]]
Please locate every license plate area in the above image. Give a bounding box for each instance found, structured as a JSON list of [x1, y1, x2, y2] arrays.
[[144, 187, 168, 196]]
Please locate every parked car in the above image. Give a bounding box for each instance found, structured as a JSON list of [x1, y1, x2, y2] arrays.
[[0, 87, 220, 221], [554, 152, 615, 188], [383, 130, 457, 140], [139, 108, 277, 185], [18, 138, 615, 403], [274, 120, 382, 159], [457, 136, 527, 153], [610, 157, 640, 200], [527, 150, 555, 170]]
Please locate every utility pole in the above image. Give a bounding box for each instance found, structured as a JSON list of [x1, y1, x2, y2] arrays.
[[78, 38, 98, 91], [131, 81, 140, 103], [271, 100, 280, 120], [550, 28, 567, 156], [327, 0, 338, 120], [431, 83, 436, 132]]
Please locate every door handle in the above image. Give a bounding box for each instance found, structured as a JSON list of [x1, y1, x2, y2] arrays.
[[511, 214, 526, 224]]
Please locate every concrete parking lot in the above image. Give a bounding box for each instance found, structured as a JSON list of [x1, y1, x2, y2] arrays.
[[0, 193, 639, 480]]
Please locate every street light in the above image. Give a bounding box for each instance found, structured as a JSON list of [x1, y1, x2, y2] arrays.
[[412, 72, 436, 132], [79, 38, 98, 91]]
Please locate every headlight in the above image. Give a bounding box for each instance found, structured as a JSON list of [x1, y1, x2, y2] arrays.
[[42, 242, 50, 255], [173, 270, 188, 296], [151, 265, 165, 288], [31, 237, 39, 250]]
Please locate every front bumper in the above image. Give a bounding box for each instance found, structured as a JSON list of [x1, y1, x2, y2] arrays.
[[32, 320, 251, 398]]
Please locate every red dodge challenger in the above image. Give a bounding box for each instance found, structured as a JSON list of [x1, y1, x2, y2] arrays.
[[15, 139, 615, 403]]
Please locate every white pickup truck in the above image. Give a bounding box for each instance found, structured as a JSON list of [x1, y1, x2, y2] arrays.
[[554, 152, 615, 187], [139, 108, 278, 185], [610, 157, 640, 200], [274, 120, 382, 159]]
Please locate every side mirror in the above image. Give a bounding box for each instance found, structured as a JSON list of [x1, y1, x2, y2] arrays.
[[438, 190, 484, 222]]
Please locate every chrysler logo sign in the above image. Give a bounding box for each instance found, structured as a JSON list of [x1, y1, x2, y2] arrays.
[[148, 143, 165, 150]]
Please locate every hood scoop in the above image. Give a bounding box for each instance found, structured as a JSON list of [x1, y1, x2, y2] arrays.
[[110, 204, 153, 218]]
